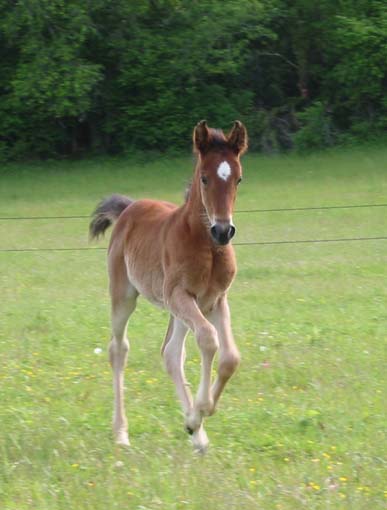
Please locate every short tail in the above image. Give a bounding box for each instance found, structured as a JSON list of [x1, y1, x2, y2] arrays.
[[89, 194, 133, 240]]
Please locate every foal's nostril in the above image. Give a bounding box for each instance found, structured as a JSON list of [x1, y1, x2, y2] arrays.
[[210, 225, 218, 239], [229, 225, 236, 240]]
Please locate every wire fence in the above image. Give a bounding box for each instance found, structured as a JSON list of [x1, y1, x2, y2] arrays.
[[1, 236, 387, 253], [1, 202, 386, 253], [1, 202, 387, 221]]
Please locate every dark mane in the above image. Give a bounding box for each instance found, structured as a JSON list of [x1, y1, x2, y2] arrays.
[[207, 128, 228, 150], [193, 126, 229, 155], [185, 180, 192, 202]]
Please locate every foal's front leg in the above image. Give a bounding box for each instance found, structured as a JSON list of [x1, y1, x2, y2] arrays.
[[162, 316, 192, 415], [208, 295, 240, 409], [162, 315, 210, 451], [167, 287, 219, 451]]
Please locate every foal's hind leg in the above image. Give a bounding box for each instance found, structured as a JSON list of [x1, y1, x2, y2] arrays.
[[108, 257, 138, 445]]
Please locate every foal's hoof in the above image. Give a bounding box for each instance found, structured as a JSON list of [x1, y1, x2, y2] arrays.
[[115, 431, 130, 447], [184, 410, 202, 434], [192, 426, 209, 454]]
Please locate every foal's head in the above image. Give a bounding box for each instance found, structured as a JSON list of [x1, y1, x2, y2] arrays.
[[193, 120, 248, 245]]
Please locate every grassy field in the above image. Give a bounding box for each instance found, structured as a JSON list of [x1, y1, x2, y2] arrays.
[[1, 146, 387, 509]]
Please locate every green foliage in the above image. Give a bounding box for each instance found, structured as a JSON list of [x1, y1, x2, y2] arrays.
[[0, 0, 386, 159], [328, 9, 387, 137], [294, 102, 335, 151], [0, 0, 103, 158]]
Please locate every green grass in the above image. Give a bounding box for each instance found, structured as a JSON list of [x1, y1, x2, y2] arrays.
[[1, 146, 387, 509]]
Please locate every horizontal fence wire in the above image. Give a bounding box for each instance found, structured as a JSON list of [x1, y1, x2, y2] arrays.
[[1, 202, 387, 221], [1, 202, 386, 252], [1, 236, 387, 253], [235, 203, 387, 214], [0, 214, 90, 221]]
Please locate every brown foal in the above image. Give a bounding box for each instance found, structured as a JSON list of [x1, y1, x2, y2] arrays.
[[90, 120, 248, 451]]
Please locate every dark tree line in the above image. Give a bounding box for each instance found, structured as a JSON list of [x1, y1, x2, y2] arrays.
[[0, 0, 386, 160]]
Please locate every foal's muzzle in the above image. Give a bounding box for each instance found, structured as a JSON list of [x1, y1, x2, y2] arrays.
[[210, 221, 236, 245]]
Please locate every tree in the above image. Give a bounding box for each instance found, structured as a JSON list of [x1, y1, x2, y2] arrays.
[[0, 0, 386, 159]]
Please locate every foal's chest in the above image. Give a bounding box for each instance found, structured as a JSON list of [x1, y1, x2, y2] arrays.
[[210, 248, 236, 289], [194, 247, 236, 311]]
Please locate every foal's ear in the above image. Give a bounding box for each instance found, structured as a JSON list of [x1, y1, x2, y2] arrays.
[[193, 120, 210, 154], [227, 120, 248, 155]]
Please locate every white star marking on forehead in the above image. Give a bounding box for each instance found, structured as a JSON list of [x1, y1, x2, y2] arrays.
[[217, 161, 231, 181]]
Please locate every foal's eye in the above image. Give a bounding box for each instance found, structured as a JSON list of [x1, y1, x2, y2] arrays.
[[201, 176, 208, 185], [236, 177, 242, 185]]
